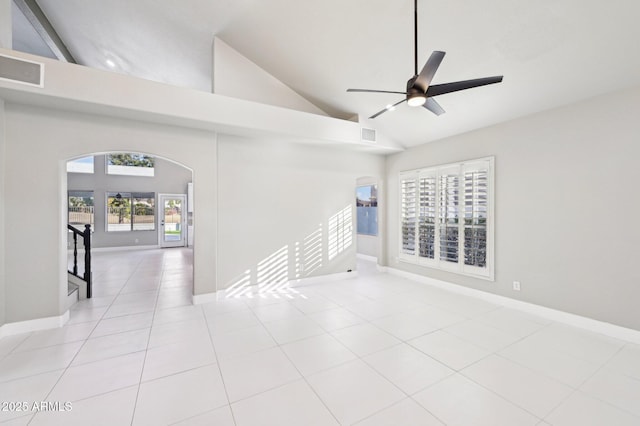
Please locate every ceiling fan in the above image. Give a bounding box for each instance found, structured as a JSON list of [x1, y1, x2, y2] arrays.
[[347, 0, 503, 119]]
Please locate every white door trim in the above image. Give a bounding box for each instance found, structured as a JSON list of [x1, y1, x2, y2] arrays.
[[158, 193, 187, 248]]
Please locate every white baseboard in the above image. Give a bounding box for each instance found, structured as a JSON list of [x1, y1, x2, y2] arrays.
[[192, 291, 220, 305], [384, 266, 640, 344], [193, 271, 358, 304], [92, 245, 159, 253], [289, 271, 358, 287], [356, 253, 378, 262], [0, 311, 69, 338]]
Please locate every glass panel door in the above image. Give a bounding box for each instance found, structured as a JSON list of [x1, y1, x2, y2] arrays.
[[159, 194, 186, 248]]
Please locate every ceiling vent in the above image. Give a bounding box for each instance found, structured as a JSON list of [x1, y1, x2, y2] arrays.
[[0, 54, 44, 87], [361, 127, 377, 143]]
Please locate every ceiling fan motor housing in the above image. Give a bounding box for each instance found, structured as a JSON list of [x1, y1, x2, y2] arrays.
[[407, 76, 421, 93]]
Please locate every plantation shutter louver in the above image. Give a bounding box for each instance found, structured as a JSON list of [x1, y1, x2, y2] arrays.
[[464, 168, 488, 268], [439, 171, 459, 263], [418, 175, 436, 259], [401, 177, 417, 255]]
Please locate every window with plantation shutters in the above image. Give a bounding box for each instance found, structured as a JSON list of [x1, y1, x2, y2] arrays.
[[399, 157, 494, 280]]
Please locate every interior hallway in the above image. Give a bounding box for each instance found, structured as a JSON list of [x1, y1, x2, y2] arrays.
[[0, 249, 639, 425]]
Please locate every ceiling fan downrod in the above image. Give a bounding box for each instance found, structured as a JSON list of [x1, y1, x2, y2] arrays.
[[345, 0, 504, 119], [414, 0, 419, 77]]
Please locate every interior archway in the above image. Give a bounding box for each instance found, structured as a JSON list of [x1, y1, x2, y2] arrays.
[[63, 151, 195, 312]]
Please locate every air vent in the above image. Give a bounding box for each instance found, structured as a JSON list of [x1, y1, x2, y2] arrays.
[[361, 127, 376, 143], [0, 54, 44, 87]]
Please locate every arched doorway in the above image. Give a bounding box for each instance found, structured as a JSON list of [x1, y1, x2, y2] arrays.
[[64, 152, 195, 312]]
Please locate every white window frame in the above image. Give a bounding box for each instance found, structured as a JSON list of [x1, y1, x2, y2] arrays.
[[68, 190, 95, 231], [105, 192, 156, 232], [66, 156, 95, 174], [105, 154, 155, 177], [399, 157, 495, 281]]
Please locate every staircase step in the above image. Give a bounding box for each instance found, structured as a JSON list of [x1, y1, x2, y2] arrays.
[[68, 282, 79, 296]]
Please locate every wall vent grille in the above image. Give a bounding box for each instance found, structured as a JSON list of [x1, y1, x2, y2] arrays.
[[0, 54, 44, 87], [361, 128, 376, 142]]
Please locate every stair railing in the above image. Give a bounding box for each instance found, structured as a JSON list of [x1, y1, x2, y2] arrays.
[[67, 224, 92, 298]]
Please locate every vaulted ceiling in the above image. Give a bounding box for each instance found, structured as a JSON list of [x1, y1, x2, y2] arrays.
[[11, 0, 640, 148]]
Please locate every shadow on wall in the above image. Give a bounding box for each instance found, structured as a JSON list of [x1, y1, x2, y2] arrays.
[[225, 205, 353, 299]]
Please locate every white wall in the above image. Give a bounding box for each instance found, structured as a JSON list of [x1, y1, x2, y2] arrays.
[[0, 101, 385, 326], [0, 48, 393, 329], [217, 135, 385, 290], [3, 103, 218, 324], [212, 38, 327, 116], [357, 236, 378, 258], [0, 100, 6, 326], [68, 155, 193, 248], [385, 86, 640, 331]]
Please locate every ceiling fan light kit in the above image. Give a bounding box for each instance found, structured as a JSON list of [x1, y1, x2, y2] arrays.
[[407, 85, 427, 107], [347, 0, 503, 119]]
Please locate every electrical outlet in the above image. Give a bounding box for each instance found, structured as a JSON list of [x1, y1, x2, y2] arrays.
[[513, 281, 521, 291], [135, 238, 139, 244]]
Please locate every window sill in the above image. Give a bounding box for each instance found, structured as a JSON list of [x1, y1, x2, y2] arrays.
[[397, 257, 494, 282]]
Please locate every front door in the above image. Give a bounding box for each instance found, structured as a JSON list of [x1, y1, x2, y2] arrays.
[[159, 194, 187, 248]]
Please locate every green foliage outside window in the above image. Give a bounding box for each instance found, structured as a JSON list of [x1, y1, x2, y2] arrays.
[[107, 153, 154, 168]]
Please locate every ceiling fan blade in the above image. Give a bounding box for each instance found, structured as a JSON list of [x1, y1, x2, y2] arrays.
[[426, 76, 503, 97], [347, 89, 407, 95], [413, 51, 446, 92], [369, 99, 407, 119], [423, 98, 445, 116]]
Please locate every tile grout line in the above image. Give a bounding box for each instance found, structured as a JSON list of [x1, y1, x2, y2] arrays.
[[317, 278, 461, 424], [244, 276, 445, 425], [243, 298, 343, 426], [129, 251, 194, 426], [557, 343, 640, 422], [4, 253, 638, 425], [27, 253, 150, 425], [203, 299, 240, 426]]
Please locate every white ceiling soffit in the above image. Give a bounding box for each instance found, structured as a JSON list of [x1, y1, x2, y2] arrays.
[[0, 48, 403, 154], [23, 0, 640, 147]]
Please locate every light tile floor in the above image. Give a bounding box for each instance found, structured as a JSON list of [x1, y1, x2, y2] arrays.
[[1, 249, 639, 425]]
